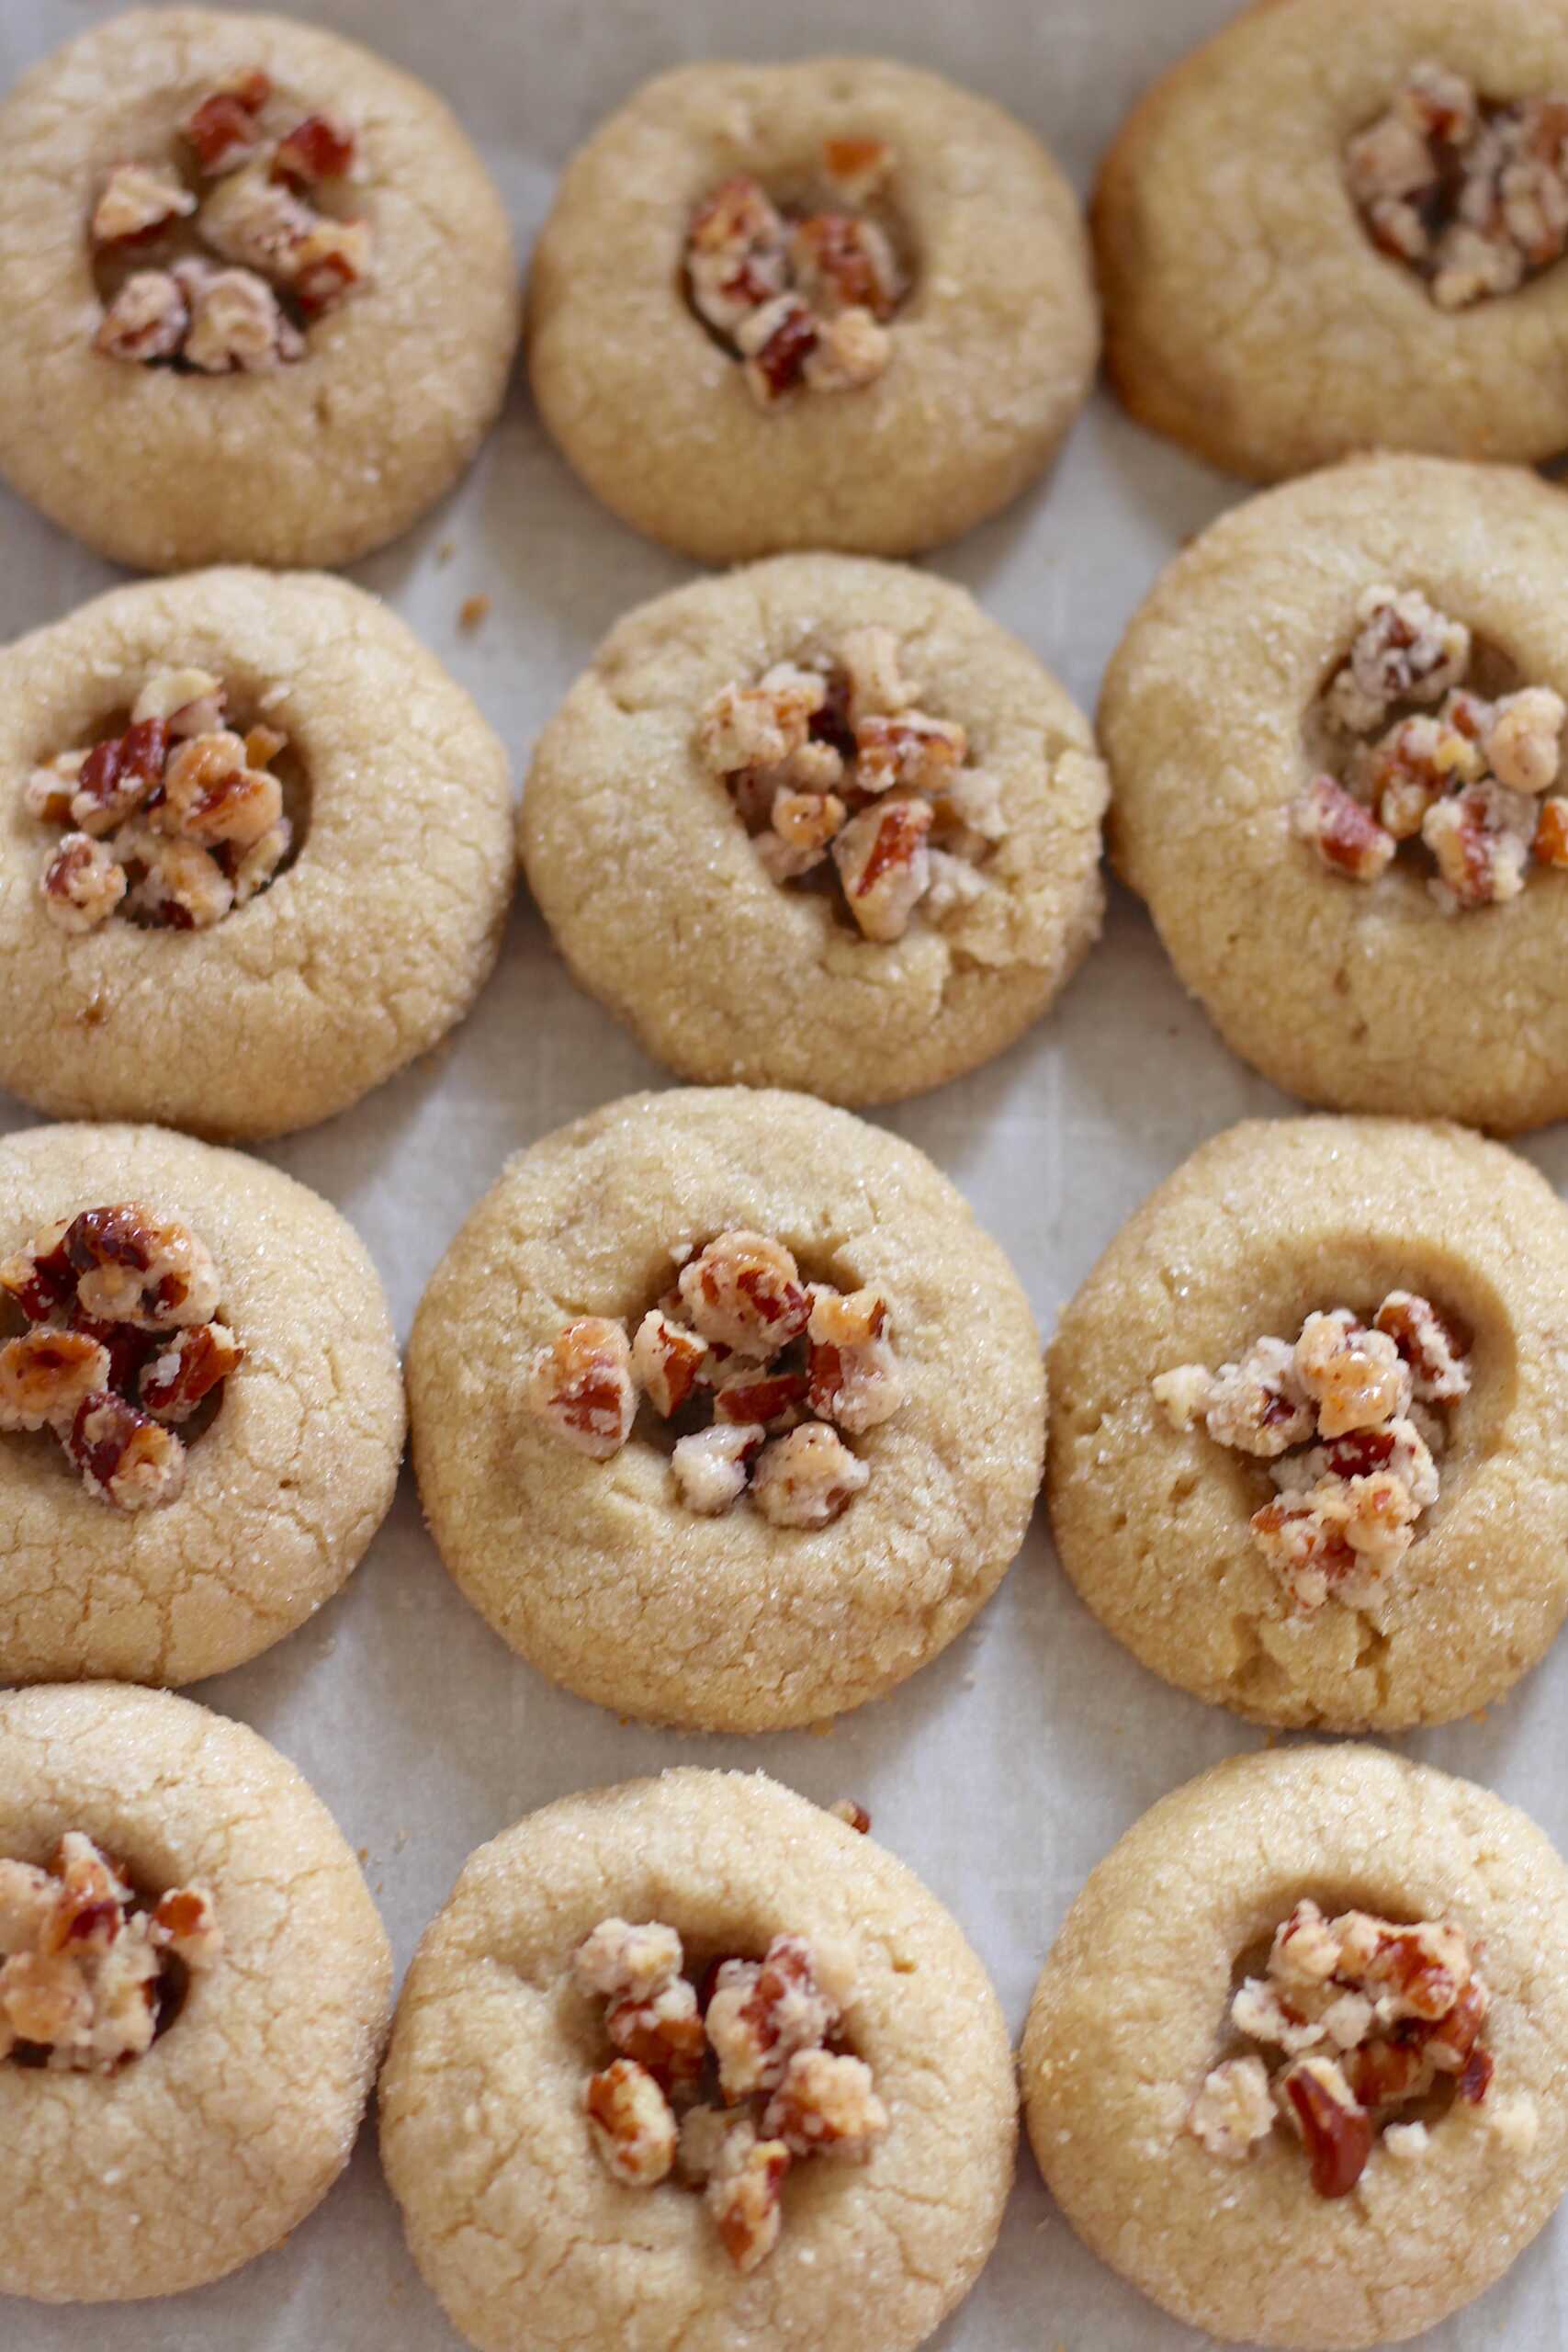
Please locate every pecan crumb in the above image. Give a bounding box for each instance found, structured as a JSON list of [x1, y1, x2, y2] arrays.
[[1188, 1896, 1495, 2195], [1295, 583, 1565, 910], [1156, 1292, 1468, 1612], [684, 141, 903, 408], [0, 1830, 220, 2072], [575, 1917, 881, 2269]]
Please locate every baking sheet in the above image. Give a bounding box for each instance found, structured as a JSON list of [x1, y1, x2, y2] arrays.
[[5, 0, 1566, 2345]]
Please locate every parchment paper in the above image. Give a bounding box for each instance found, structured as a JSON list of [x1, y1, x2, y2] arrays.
[[4, 1, 1565, 2345]]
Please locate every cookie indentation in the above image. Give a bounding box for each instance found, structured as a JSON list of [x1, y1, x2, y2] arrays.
[[525, 1228, 903, 1526], [0, 1828, 220, 2072], [0, 1202, 242, 1510], [1190, 1896, 1504, 2198], [1347, 64, 1568, 311], [1155, 1291, 1471, 1614], [574, 1915, 887, 2273], [28, 663, 304, 933], [1292, 584, 1567, 910], [91, 69, 370, 373], [683, 139, 907, 406], [696, 625, 1005, 942]]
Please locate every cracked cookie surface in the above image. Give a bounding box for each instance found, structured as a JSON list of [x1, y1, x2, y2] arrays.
[[0, 6, 518, 571], [0, 566, 513, 1139], [1045, 1114, 1568, 1730], [0, 1680, 390, 2302], [522, 554, 1107, 1107], [527, 57, 1098, 563], [1094, 0, 1568, 481], [407, 1087, 1044, 1731], [0, 1120, 403, 1686], [379, 1768, 1015, 2352], [1022, 1745, 1568, 2347], [1103, 455, 1568, 1130]]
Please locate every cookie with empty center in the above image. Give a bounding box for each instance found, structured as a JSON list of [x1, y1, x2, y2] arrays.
[[0, 1679, 390, 2303], [407, 1087, 1044, 1731], [526, 58, 1098, 562], [1021, 1744, 1568, 2347], [380, 1769, 1015, 2352], [0, 565, 513, 1139], [522, 555, 1108, 1106], [0, 1119, 404, 1687], [0, 6, 519, 571], [1046, 1114, 1568, 1731], [1103, 454, 1568, 1130], [1095, 0, 1568, 481]]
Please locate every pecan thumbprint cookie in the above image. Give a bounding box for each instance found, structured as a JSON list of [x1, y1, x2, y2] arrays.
[[381, 1770, 1014, 2352], [1023, 1746, 1568, 2346], [523, 554, 1107, 1106], [0, 1120, 402, 1687], [1047, 1114, 1568, 1730], [408, 1088, 1044, 1731], [528, 59, 1097, 561], [0, 7, 518, 569], [0, 1681, 389, 2303]]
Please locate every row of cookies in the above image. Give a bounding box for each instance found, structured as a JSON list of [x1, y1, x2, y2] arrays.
[[7, 1088, 1566, 1747], [5, 3, 1560, 576], [12, 447, 1568, 1144], [5, 1682, 1567, 2352]]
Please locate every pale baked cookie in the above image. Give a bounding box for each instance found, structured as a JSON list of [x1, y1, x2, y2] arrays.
[[381, 1769, 1015, 2352], [0, 1680, 390, 2302], [527, 59, 1098, 563], [1021, 1745, 1568, 2346], [1095, 0, 1568, 481], [1047, 1114, 1568, 1730], [1103, 453, 1568, 1129], [523, 556, 1107, 1104], [0, 7, 518, 571], [408, 1087, 1044, 1730], [0, 1120, 403, 1686], [0, 566, 513, 1139]]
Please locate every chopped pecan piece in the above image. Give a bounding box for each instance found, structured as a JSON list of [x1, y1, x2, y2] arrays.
[[585, 2058, 678, 2187], [750, 1422, 870, 1527], [1188, 2054, 1275, 2160], [177, 260, 304, 372], [183, 70, 273, 175], [761, 2048, 888, 2159], [273, 113, 357, 187], [706, 2123, 791, 2271], [1293, 1311, 1410, 1436], [65, 1392, 186, 1511], [573, 1917, 683, 2002], [69, 718, 169, 837], [831, 797, 934, 941], [806, 1286, 901, 1432], [95, 268, 189, 363], [606, 1976, 706, 2092], [630, 1307, 709, 1417], [1280, 2057, 1374, 2199], [0, 1219, 75, 1325], [1292, 775, 1396, 881], [0, 1332, 110, 1433], [139, 1322, 243, 1422], [822, 135, 895, 204], [525, 1318, 636, 1461], [91, 162, 197, 248], [123, 834, 236, 929], [706, 1935, 841, 2101], [671, 1421, 764, 1514], [65, 1204, 220, 1330], [40, 834, 127, 933], [677, 1230, 810, 1356]]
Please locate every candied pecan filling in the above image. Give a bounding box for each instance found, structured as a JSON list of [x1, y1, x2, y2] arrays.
[[574, 1916, 887, 2269], [0, 1203, 242, 1511], [1187, 1897, 1509, 2197], [683, 136, 904, 406], [0, 1830, 220, 2072], [524, 1229, 902, 1526], [28, 664, 298, 934], [92, 68, 370, 372], [1347, 63, 1568, 311], [1292, 585, 1568, 910], [696, 628, 1005, 943], [1155, 1291, 1470, 1612]]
